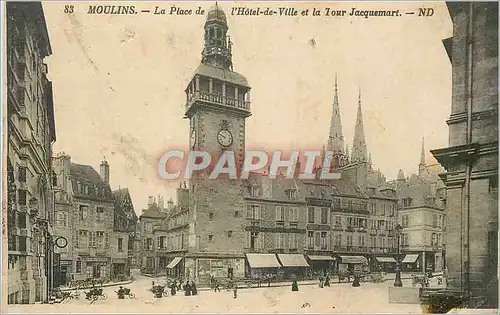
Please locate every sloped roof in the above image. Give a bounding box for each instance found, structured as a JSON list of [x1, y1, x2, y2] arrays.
[[70, 163, 113, 201], [140, 203, 168, 219], [190, 63, 250, 88], [112, 188, 138, 221]]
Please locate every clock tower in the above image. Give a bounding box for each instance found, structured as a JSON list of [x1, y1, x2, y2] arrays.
[[183, 3, 252, 280]]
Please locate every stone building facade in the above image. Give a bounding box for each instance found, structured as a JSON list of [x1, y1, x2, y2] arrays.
[[390, 142, 447, 273], [137, 197, 168, 274], [431, 2, 498, 308], [52, 155, 138, 284], [6, 2, 57, 304], [111, 188, 138, 279]]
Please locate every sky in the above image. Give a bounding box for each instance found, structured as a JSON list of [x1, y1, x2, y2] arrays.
[[42, 1, 453, 216]]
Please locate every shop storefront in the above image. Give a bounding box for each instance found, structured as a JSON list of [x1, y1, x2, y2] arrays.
[[183, 256, 245, 282], [166, 257, 184, 278], [276, 254, 310, 279], [245, 253, 282, 279], [83, 257, 110, 280], [336, 255, 368, 273], [401, 254, 420, 271], [374, 256, 396, 273], [306, 255, 335, 278]]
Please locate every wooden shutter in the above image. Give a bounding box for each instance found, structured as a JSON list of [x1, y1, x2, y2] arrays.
[[105, 232, 109, 248], [246, 205, 251, 218]]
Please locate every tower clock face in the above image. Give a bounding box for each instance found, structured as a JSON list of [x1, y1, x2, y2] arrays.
[[190, 129, 196, 148], [217, 129, 233, 147]]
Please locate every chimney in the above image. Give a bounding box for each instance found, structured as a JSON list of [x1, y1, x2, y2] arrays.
[[147, 196, 155, 207], [157, 195, 164, 209], [100, 159, 110, 184], [167, 198, 174, 210]]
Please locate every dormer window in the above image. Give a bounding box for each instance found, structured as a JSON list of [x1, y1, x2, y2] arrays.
[[249, 186, 259, 197], [286, 189, 297, 200]]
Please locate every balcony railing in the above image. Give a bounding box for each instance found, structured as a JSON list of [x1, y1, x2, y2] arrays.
[[186, 91, 251, 112]]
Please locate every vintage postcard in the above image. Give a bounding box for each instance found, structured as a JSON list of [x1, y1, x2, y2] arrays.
[[2, 1, 498, 313]]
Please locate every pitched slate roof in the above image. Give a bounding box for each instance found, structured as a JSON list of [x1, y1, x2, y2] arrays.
[[70, 163, 113, 201], [140, 203, 168, 219]]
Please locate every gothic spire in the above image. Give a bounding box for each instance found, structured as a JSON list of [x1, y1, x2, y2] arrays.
[[327, 73, 344, 154], [419, 137, 426, 175], [351, 88, 367, 163], [420, 137, 426, 166]]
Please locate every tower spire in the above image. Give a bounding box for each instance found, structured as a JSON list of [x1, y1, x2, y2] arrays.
[[351, 87, 367, 163], [327, 73, 344, 153], [419, 137, 426, 175]]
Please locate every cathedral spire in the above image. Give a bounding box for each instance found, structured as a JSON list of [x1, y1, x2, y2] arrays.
[[327, 73, 344, 154], [351, 88, 367, 163], [419, 137, 426, 175]]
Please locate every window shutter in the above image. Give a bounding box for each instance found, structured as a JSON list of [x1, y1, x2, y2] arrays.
[[275, 206, 280, 221], [257, 206, 261, 219], [105, 232, 109, 248], [258, 232, 264, 249], [246, 205, 251, 218], [246, 231, 250, 248]]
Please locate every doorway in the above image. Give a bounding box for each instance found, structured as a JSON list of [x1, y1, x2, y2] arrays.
[[92, 264, 101, 279], [228, 268, 234, 279]]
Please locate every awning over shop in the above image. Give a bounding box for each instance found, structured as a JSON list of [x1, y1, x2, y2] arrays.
[[338, 255, 367, 264], [375, 256, 396, 263], [166, 257, 183, 269], [307, 255, 335, 261], [277, 254, 310, 267], [112, 258, 127, 264], [402, 254, 419, 263], [246, 254, 282, 268]]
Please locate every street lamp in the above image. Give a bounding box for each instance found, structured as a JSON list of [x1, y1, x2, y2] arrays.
[[394, 224, 403, 287]]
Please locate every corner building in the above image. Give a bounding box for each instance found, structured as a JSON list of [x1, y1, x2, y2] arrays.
[[431, 2, 498, 308]]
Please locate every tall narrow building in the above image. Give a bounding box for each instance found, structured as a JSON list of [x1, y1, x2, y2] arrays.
[[350, 89, 368, 163], [326, 74, 346, 169]]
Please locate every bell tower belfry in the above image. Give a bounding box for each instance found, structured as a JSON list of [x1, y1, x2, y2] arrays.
[[183, 3, 252, 279]]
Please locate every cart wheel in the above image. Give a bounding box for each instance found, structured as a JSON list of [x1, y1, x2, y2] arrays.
[[129, 293, 136, 299], [162, 291, 168, 297], [92, 295, 98, 301], [247, 282, 252, 288], [101, 293, 108, 300]]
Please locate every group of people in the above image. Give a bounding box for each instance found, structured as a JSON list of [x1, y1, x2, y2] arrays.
[[165, 279, 198, 296], [319, 274, 331, 288]]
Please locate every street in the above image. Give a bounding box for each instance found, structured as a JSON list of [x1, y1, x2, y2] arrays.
[[6, 274, 426, 313]]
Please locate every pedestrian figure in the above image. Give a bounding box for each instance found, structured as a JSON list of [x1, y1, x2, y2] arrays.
[[267, 274, 272, 287], [184, 282, 191, 296], [233, 282, 238, 299], [190, 281, 198, 296], [170, 281, 177, 296], [324, 274, 331, 287], [352, 274, 361, 287], [319, 276, 324, 288], [291, 279, 299, 292], [214, 280, 221, 292]]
